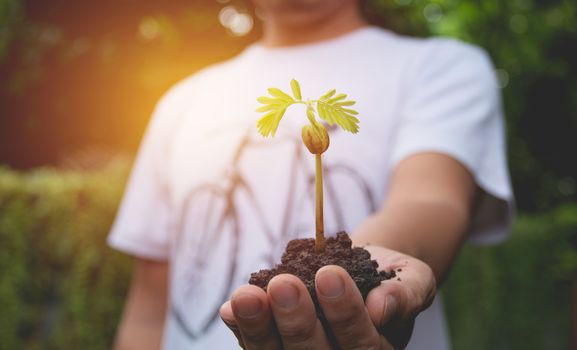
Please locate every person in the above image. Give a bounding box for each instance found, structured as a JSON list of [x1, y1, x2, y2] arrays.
[[108, 0, 514, 349]]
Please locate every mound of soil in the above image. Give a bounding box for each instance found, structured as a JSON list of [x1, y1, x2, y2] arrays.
[[249, 232, 395, 322]]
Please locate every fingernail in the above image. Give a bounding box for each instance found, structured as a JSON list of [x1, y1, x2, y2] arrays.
[[384, 295, 397, 321], [221, 317, 238, 331], [271, 280, 300, 310], [317, 269, 345, 298], [233, 293, 262, 319]]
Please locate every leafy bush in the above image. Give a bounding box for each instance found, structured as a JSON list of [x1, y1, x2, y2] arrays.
[[0, 159, 131, 349], [443, 204, 577, 349], [363, 0, 577, 212], [0, 161, 575, 349]]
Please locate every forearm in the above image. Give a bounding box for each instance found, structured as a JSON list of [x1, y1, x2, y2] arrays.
[[352, 198, 470, 282], [113, 259, 168, 350], [351, 152, 477, 283], [114, 313, 165, 350]]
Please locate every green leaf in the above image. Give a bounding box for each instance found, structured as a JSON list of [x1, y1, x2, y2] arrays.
[[267, 88, 294, 102], [335, 100, 356, 107], [316, 99, 360, 133], [256, 107, 287, 137], [316, 102, 332, 125], [306, 104, 316, 125], [290, 79, 302, 100], [303, 104, 326, 142], [256, 82, 360, 138], [319, 89, 336, 100], [340, 107, 359, 115], [257, 96, 284, 105], [315, 88, 359, 133], [328, 93, 347, 103], [255, 104, 278, 113], [256, 86, 296, 136]]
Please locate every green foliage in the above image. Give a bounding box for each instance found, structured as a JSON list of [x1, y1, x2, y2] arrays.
[[0, 159, 132, 349], [443, 204, 577, 349], [364, 0, 577, 212], [256, 79, 359, 137], [316, 90, 360, 134], [0, 0, 21, 60]]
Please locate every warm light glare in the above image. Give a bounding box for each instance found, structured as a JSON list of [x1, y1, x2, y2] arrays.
[[139, 17, 162, 40], [218, 6, 238, 27], [218, 6, 253, 36], [229, 13, 253, 36]]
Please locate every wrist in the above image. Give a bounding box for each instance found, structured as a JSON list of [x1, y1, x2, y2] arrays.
[[351, 212, 423, 259]]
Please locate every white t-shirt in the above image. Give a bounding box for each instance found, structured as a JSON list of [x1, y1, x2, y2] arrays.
[[108, 26, 513, 350]]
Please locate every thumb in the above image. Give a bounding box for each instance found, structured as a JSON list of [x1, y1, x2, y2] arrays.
[[365, 282, 419, 349]]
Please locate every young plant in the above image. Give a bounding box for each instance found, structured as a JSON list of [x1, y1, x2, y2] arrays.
[[256, 79, 360, 252]]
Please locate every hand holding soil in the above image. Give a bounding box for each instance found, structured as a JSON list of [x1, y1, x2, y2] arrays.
[[219, 245, 436, 350]]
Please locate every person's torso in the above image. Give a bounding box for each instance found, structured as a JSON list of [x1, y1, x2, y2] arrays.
[[158, 27, 450, 349]]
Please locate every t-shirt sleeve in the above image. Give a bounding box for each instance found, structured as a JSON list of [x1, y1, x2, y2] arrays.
[[390, 38, 515, 244], [107, 88, 185, 260]]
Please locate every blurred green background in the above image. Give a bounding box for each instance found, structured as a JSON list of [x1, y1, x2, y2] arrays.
[[1, 0, 576, 349]]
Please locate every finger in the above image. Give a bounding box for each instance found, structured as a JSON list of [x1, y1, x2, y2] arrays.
[[365, 281, 415, 349], [220, 300, 246, 349], [365, 270, 435, 349], [315, 265, 390, 349], [230, 285, 282, 349], [363, 246, 437, 320], [267, 274, 331, 350]]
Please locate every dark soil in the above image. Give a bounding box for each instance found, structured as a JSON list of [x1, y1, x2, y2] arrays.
[[249, 232, 396, 324]]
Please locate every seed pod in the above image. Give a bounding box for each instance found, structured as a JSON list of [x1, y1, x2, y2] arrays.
[[301, 124, 329, 154]]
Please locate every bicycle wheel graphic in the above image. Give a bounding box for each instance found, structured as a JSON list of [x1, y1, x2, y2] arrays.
[[171, 181, 241, 340]]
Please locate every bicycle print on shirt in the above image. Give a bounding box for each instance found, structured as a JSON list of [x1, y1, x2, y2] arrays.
[[169, 125, 376, 340]]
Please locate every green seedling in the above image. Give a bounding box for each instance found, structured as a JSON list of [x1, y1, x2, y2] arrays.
[[256, 79, 360, 252]]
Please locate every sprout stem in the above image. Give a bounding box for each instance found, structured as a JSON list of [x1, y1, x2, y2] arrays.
[[315, 153, 326, 253]]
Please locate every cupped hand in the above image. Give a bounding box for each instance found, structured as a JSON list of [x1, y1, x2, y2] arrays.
[[219, 246, 436, 349]]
